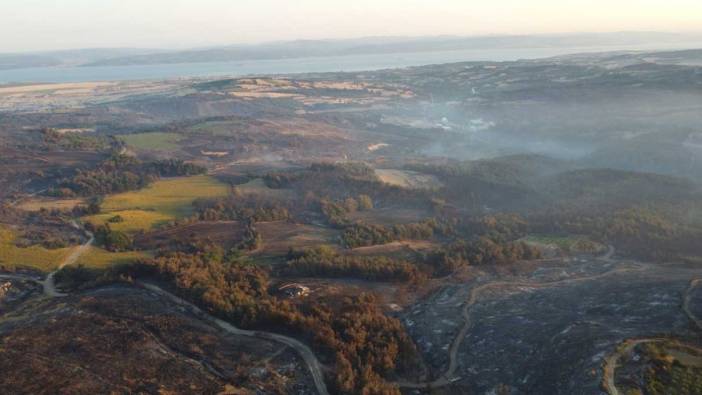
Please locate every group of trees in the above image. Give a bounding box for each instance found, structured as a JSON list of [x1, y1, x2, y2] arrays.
[[48, 155, 205, 197], [426, 237, 542, 275], [90, 223, 132, 252], [265, 162, 430, 209], [235, 220, 263, 251], [341, 219, 447, 248], [531, 205, 702, 261], [118, 248, 416, 395], [318, 194, 373, 227], [284, 245, 425, 283], [194, 192, 291, 223]]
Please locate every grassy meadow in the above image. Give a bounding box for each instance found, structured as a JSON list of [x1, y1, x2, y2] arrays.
[[86, 175, 230, 232], [75, 246, 152, 269], [0, 225, 73, 272], [119, 132, 184, 150]]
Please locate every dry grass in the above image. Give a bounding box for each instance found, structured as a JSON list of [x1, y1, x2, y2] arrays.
[[75, 246, 152, 269], [0, 82, 115, 95], [92, 175, 230, 232], [84, 210, 173, 233], [17, 198, 85, 212], [234, 178, 294, 199], [119, 132, 184, 150], [0, 224, 73, 272], [255, 221, 340, 256], [375, 169, 443, 190]]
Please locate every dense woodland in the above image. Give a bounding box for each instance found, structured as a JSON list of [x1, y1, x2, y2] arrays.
[[194, 191, 291, 222], [284, 245, 425, 283], [114, 248, 416, 395], [48, 155, 205, 197]]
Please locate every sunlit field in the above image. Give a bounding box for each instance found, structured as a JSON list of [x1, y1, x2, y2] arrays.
[[119, 132, 183, 150], [91, 175, 230, 231], [0, 225, 73, 272]]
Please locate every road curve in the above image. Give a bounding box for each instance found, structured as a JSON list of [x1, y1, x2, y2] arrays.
[[601, 338, 667, 395], [0, 218, 328, 395], [601, 338, 702, 395], [42, 222, 94, 297], [139, 282, 330, 395], [396, 246, 636, 389], [682, 278, 702, 331]]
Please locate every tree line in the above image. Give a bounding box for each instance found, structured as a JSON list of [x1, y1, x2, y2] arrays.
[[110, 247, 416, 395], [284, 245, 425, 283], [48, 155, 205, 197]]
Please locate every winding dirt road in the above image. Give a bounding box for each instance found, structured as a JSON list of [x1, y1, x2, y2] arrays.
[[683, 278, 702, 331], [396, 246, 640, 389], [0, 233, 329, 395], [42, 221, 94, 297], [0, 221, 93, 296], [601, 338, 702, 395], [137, 282, 329, 395], [601, 338, 668, 395]]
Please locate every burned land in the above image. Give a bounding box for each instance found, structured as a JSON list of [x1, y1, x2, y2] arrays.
[[1, 48, 702, 395]]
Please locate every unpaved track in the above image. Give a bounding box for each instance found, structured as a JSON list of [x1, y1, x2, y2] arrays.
[[139, 282, 330, 395], [42, 222, 94, 297], [0, 221, 93, 297], [683, 278, 702, 331], [601, 338, 667, 395], [601, 338, 702, 395], [0, 220, 329, 395], [396, 246, 640, 389]]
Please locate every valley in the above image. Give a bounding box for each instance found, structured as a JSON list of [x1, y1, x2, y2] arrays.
[[1, 48, 702, 394]]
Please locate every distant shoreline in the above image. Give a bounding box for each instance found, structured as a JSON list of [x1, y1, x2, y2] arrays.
[[2, 42, 701, 84]]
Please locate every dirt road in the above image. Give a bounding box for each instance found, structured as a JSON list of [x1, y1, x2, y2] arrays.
[[683, 278, 702, 331], [601, 338, 667, 395], [601, 338, 702, 395], [396, 247, 640, 389], [42, 222, 94, 297], [139, 282, 330, 395]]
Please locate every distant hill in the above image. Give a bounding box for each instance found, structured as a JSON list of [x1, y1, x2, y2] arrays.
[[82, 32, 702, 67], [0, 48, 164, 70], [2, 32, 702, 70]]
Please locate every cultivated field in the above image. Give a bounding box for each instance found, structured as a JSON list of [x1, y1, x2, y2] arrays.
[[255, 221, 340, 257], [119, 132, 184, 151], [74, 246, 152, 269], [138, 221, 245, 250], [17, 198, 85, 212], [0, 225, 73, 272], [84, 209, 173, 233], [94, 175, 229, 231], [375, 169, 443, 190]]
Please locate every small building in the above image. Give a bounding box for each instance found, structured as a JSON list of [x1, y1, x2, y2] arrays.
[[278, 283, 310, 298]]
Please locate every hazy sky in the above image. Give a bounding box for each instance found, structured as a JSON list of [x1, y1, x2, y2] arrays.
[[2, 0, 702, 52]]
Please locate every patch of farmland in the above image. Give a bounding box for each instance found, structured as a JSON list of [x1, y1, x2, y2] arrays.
[[255, 221, 340, 256], [119, 132, 184, 151], [0, 224, 73, 272], [17, 198, 85, 212], [375, 169, 443, 190], [97, 175, 230, 231], [138, 221, 245, 250]]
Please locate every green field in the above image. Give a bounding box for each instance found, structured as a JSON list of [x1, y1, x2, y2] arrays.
[[0, 225, 73, 272], [119, 132, 184, 150], [75, 246, 152, 269], [88, 175, 230, 232], [84, 210, 173, 233]]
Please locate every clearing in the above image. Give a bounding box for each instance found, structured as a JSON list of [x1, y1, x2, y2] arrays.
[[119, 132, 184, 151], [17, 197, 85, 212], [0, 224, 73, 272], [91, 175, 229, 231], [376, 169, 443, 190]]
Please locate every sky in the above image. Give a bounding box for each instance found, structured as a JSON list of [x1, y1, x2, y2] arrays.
[[2, 0, 702, 52]]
